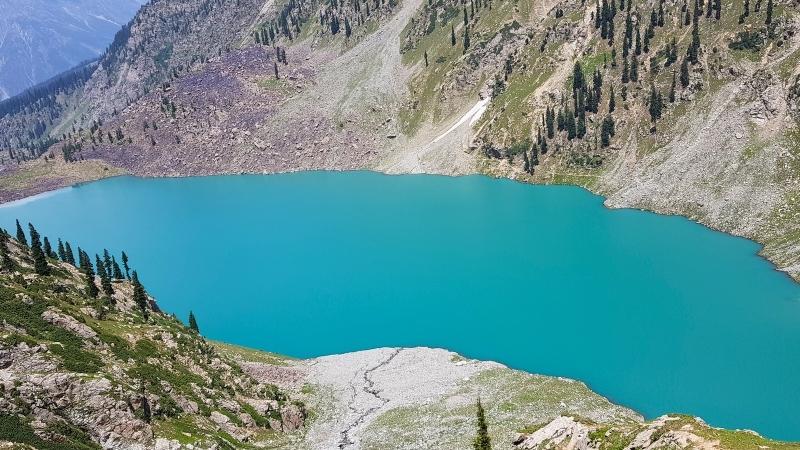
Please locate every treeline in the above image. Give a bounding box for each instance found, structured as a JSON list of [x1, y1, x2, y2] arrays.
[[3, 220, 152, 319]]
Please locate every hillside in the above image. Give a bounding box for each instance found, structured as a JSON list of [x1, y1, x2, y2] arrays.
[[0, 0, 798, 283], [0, 0, 144, 100], [1, 229, 799, 449], [0, 226, 305, 449]]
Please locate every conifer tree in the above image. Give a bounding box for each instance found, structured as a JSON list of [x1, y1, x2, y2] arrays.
[[601, 115, 616, 147], [57, 238, 66, 261], [28, 224, 49, 275], [463, 26, 471, 53], [95, 254, 114, 297], [43, 237, 55, 259], [274, 62, 279, 79], [530, 143, 539, 170], [687, 19, 701, 64], [111, 256, 123, 280], [64, 242, 76, 266], [15, 220, 27, 247], [622, 55, 630, 83], [608, 85, 616, 112], [764, 0, 773, 25], [121, 251, 131, 279], [84, 258, 99, 299], [188, 311, 199, 333], [103, 249, 113, 276], [451, 25, 456, 46], [131, 271, 149, 319], [0, 231, 15, 271], [473, 398, 491, 450]]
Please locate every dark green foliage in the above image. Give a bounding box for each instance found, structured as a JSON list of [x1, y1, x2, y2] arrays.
[[463, 26, 470, 53], [473, 398, 491, 450], [111, 257, 124, 280], [669, 71, 677, 103], [451, 25, 456, 46], [687, 19, 701, 64], [601, 115, 616, 147], [608, 85, 616, 112], [648, 84, 664, 126], [729, 30, 765, 51], [57, 239, 66, 261], [0, 286, 102, 373], [121, 251, 130, 279], [15, 220, 27, 247], [64, 242, 76, 266], [95, 254, 114, 297], [43, 237, 56, 259], [132, 271, 149, 319], [28, 224, 49, 276], [188, 311, 200, 333], [765, 0, 772, 25], [0, 415, 100, 450]]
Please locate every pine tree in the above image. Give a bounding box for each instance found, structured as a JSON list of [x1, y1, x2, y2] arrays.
[[0, 231, 15, 271], [530, 143, 539, 170], [103, 249, 113, 276], [131, 271, 149, 319], [96, 255, 114, 297], [630, 54, 639, 82], [463, 26, 471, 53], [451, 25, 456, 46], [687, 19, 701, 64], [121, 251, 131, 279], [764, 0, 773, 25], [649, 84, 663, 125], [608, 85, 616, 112], [43, 237, 55, 258], [274, 62, 279, 79], [28, 224, 49, 275], [473, 398, 491, 450], [64, 242, 76, 266], [111, 256, 123, 280], [57, 238, 66, 261], [188, 311, 199, 333], [601, 115, 616, 147], [15, 220, 27, 247], [84, 258, 99, 299]]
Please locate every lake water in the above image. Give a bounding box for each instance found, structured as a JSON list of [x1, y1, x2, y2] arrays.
[[2, 172, 800, 440]]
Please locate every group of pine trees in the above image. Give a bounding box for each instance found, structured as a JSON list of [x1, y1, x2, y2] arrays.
[[5, 220, 153, 319]]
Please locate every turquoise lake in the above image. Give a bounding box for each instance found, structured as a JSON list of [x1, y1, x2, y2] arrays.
[[1, 171, 800, 440]]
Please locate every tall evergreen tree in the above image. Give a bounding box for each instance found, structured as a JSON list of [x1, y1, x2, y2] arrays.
[[131, 271, 149, 319], [83, 257, 99, 298], [57, 238, 66, 261], [601, 115, 616, 147], [28, 224, 49, 275], [64, 242, 76, 266], [451, 25, 456, 46], [111, 256, 124, 280], [15, 220, 27, 247], [687, 19, 701, 64], [96, 254, 114, 297], [608, 85, 616, 112], [103, 249, 113, 277], [0, 231, 15, 271], [43, 237, 55, 259], [188, 311, 199, 333], [463, 26, 471, 53], [121, 251, 131, 279], [764, 0, 773, 25], [473, 398, 492, 450]]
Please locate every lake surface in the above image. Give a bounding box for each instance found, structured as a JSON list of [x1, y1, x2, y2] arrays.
[[2, 172, 800, 439]]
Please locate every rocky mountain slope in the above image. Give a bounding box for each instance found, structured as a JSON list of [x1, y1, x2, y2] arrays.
[[0, 229, 305, 449], [0, 0, 798, 283], [0, 0, 144, 100], [1, 227, 798, 449]]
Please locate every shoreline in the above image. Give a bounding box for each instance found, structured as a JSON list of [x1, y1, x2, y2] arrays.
[[2, 165, 798, 283]]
